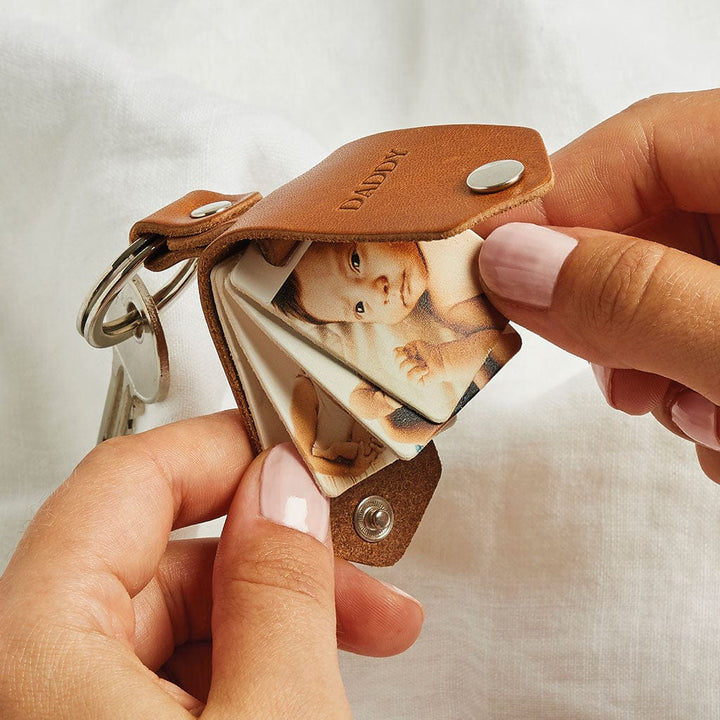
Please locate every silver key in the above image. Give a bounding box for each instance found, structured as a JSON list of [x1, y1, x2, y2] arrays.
[[97, 275, 169, 443]]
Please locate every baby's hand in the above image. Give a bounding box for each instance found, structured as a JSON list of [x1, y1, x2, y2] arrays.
[[349, 385, 402, 419], [313, 440, 362, 462], [372, 390, 402, 414], [394, 340, 447, 384], [351, 439, 383, 473]]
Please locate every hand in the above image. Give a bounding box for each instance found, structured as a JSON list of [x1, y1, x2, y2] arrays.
[[476, 90, 720, 482], [0, 412, 423, 719], [394, 340, 447, 384]]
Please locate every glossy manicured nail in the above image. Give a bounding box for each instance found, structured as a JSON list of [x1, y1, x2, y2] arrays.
[[671, 390, 720, 451], [479, 223, 578, 308], [591, 363, 614, 405], [260, 443, 330, 543]]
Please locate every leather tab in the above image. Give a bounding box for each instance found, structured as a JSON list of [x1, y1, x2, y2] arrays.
[[329, 442, 442, 566], [220, 124, 552, 265], [130, 190, 262, 270]]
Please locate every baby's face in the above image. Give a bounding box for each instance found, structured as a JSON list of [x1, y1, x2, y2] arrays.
[[292, 241, 428, 324]]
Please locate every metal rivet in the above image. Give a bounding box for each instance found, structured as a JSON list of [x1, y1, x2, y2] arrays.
[[466, 159, 525, 194], [353, 496, 394, 542], [190, 200, 233, 218]]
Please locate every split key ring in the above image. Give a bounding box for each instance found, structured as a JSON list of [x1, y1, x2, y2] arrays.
[[77, 235, 197, 348]]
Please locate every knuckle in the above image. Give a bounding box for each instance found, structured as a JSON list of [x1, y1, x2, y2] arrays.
[[223, 539, 332, 612], [586, 240, 668, 346], [81, 434, 173, 489], [79, 433, 132, 465], [73, 435, 176, 513], [626, 92, 668, 116], [625, 91, 688, 124], [81, 434, 146, 474]]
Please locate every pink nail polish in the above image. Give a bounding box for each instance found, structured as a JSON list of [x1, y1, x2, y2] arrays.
[[671, 391, 720, 451], [479, 223, 578, 308], [260, 443, 330, 543], [591, 363, 614, 406]]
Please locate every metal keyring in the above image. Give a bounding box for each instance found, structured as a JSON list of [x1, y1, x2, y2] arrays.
[[77, 235, 197, 348]]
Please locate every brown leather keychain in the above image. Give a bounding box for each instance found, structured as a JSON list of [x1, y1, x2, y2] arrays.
[[81, 124, 553, 566]]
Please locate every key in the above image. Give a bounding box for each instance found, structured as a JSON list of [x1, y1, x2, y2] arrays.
[[97, 275, 169, 443]]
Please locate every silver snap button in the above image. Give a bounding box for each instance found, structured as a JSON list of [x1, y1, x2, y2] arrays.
[[353, 495, 394, 542], [466, 159, 525, 194], [190, 200, 233, 218]]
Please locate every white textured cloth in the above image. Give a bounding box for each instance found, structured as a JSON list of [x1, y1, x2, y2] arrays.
[[2, 2, 720, 717]]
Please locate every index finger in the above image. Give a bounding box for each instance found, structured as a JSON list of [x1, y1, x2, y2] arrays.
[[476, 89, 720, 235], [6, 410, 254, 597]]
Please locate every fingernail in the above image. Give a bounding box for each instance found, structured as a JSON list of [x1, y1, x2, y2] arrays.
[[479, 223, 578, 308], [260, 443, 330, 543], [591, 363, 614, 405], [671, 390, 720, 451]]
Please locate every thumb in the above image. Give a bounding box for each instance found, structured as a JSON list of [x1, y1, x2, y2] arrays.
[[478, 222, 720, 408], [204, 443, 351, 719]]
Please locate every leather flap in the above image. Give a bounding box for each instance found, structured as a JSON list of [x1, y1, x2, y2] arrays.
[[228, 124, 552, 264], [330, 442, 441, 566]]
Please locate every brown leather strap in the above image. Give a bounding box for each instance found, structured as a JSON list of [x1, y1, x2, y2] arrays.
[[330, 442, 441, 566], [129, 190, 262, 271], [227, 124, 552, 265], [133, 125, 552, 270]]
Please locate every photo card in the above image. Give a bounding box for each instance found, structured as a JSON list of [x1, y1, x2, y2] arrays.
[[212, 260, 399, 497], [229, 284, 451, 461], [213, 277, 292, 449], [227, 229, 520, 423]]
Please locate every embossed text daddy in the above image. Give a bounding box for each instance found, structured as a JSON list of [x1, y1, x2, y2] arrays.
[[338, 149, 409, 210]]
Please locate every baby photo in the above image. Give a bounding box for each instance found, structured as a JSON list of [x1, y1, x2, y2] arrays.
[[228, 230, 521, 423], [349, 325, 520, 448], [212, 259, 399, 497], [232, 289, 451, 460]]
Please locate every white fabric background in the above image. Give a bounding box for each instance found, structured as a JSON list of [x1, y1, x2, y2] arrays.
[[1, 2, 719, 717]]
